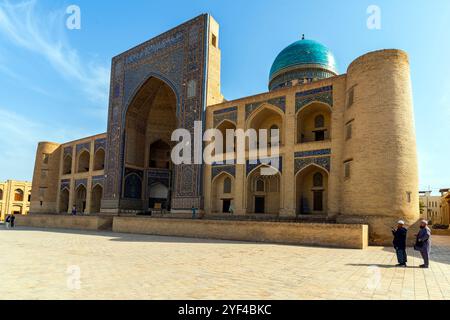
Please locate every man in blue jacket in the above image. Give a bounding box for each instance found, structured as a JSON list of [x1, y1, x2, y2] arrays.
[[392, 220, 408, 267]]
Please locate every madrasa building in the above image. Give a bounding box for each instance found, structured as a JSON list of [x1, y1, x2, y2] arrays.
[[30, 14, 419, 244]]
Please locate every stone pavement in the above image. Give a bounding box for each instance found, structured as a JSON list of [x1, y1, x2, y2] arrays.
[[1, 227, 449, 300]]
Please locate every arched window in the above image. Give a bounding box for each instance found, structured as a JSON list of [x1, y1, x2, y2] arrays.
[[77, 151, 90, 173], [256, 179, 265, 192], [223, 177, 232, 194], [315, 115, 325, 128], [313, 172, 323, 188], [94, 149, 105, 171], [0, 189, 3, 201], [124, 174, 142, 199], [14, 189, 24, 202], [63, 155, 72, 175]]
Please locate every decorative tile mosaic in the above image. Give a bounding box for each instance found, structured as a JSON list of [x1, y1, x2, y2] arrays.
[[103, 15, 209, 210], [63, 147, 73, 157], [295, 156, 331, 174], [94, 138, 106, 152], [75, 179, 88, 189], [76, 143, 91, 154], [60, 179, 70, 191], [125, 168, 143, 178], [147, 168, 171, 188], [212, 165, 236, 179], [245, 96, 286, 119], [295, 85, 333, 113], [246, 157, 283, 176], [295, 149, 331, 158], [213, 107, 238, 127], [92, 175, 105, 188]]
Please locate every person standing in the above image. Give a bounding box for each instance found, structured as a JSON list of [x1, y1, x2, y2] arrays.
[[415, 220, 431, 269], [10, 214, 16, 229], [71, 205, 77, 216], [392, 220, 408, 267], [5, 214, 11, 229]]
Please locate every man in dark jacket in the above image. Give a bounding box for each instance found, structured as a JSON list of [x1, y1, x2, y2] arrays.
[[392, 220, 408, 267], [415, 220, 431, 269]]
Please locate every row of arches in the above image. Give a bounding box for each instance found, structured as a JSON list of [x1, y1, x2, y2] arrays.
[[59, 184, 103, 214], [0, 189, 28, 202], [63, 148, 105, 175], [214, 102, 331, 156], [211, 164, 329, 215]]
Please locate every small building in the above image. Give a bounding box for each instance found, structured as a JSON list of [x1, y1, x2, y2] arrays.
[[439, 189, 450, 226], [419, 191, 442, 224], [0, 180, 32, 221]]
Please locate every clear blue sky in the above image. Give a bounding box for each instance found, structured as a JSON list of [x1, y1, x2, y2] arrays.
[[0, 0, 449, 193]]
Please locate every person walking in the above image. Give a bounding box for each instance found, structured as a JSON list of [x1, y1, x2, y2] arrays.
[[415, 220, 431, 269], [392, 220, 408, 267]]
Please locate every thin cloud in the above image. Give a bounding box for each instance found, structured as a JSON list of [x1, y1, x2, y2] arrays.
[[0, 0, 110, 105], [0, 107, 88, 181]]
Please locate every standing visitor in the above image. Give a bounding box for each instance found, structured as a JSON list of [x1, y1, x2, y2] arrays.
[[5, 214, 11, 229], [392, 220, 408, 267], [10, 214, 16, 229], [72, 205, 77, 216], [415, 220, 431, 269]]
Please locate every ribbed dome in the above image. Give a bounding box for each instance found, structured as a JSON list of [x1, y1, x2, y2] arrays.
[[269, 39, 338, 90]]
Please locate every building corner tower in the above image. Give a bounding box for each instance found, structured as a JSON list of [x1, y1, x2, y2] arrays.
[[338, 49, 420, 245]]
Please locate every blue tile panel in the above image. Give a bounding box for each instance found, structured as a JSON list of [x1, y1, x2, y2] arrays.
[[75, 179, 88, 189], [213, 106, 238, 127], [63, 147, 73, 157], [295, 157, 331, 174], [295, 149, 331, 158], [148, 168, 171, 188], [296, 85, 333, 113], [246, 157, 283, 176], [245, 96, 286, 119], [76, 142, 91, 154], [94, 138, 107, 152], [212, 165, 236, 179], [92, 175, 105, 188], [60, 179, 70, 191]]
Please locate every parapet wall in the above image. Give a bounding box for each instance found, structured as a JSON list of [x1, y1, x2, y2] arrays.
[[113, 217, 368, 249], [15, 214, 113, 231]]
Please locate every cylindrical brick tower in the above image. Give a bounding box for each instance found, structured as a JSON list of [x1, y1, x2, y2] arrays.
[[30, 141, 61, 213], [338, 49, 419, 245]]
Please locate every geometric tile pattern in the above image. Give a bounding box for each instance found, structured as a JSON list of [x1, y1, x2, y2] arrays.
[[245, 96, 286, 119], [296, 85, 333, 113], [212, 165, 236, 179]]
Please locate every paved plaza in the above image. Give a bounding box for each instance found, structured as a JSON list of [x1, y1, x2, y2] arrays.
[[1, 227, 450, 300]]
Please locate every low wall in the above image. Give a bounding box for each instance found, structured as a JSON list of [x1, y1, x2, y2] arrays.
[[432, 229, 450, 236], [16, 214, 113, 231], [113, 217, 369, 249]]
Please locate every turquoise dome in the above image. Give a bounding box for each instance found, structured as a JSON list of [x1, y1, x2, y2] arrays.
[[269, 39, 338, 90]]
